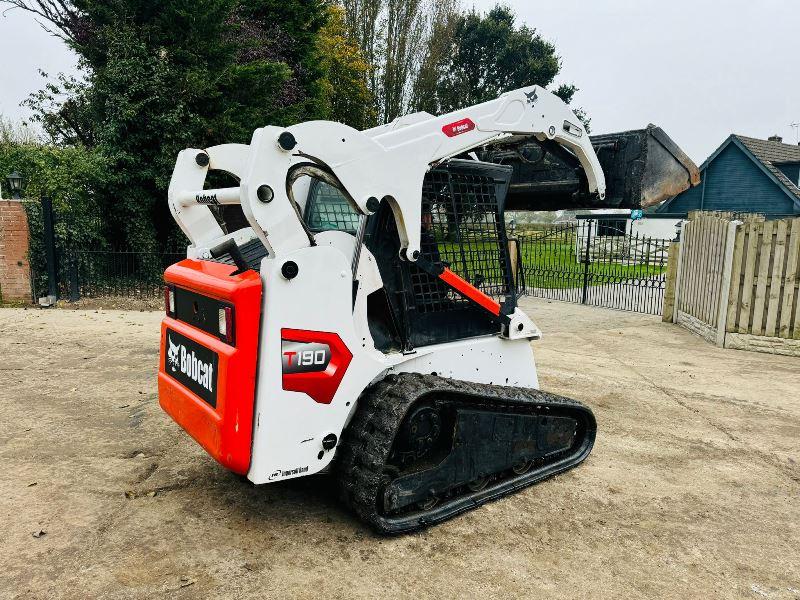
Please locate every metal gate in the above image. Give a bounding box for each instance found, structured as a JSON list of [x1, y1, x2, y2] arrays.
[[515, 220, 671, 315], [29, 198, 184, 303]]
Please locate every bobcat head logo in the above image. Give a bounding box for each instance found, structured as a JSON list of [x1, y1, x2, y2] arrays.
[[167, 337, 180, 372], [525, 89, 538, 105]]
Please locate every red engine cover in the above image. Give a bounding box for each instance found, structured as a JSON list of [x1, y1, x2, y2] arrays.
[[158, 259, 262, 474]]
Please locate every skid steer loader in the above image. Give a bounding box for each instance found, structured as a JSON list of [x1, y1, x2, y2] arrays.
[[158, 85, 699, 533]]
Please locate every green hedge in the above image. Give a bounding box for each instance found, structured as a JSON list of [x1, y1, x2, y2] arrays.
[[0, 141, 108, 295]]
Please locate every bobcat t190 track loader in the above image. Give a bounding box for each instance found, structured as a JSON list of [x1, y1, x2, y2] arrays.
[[158, 85, 698, 533]]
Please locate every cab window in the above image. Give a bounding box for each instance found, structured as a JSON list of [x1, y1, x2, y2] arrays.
[[304, 180, 361, 234]]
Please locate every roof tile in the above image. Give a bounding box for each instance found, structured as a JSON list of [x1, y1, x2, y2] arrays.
[[734, 135, 800, 200]]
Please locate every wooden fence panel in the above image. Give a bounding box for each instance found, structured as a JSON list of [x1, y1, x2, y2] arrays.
[[795, 269, 800, 339], [676, 215, 730, 332], [677, 221, 692, 314], [765, 220, 787, 337], [709, 221, 719, 322], [701, 218, 713, 323], [779, 219, 800, 338], [751, 220, 773, 336], [712, 219, 728, 324], [679, 218, 694, 319], [675, 212, 800, 351], [737, 222, 760, 334], [725, 220, 746, 331], [725, 217, 800, 340]]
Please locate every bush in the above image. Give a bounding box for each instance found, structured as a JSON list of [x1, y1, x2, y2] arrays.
[[0, 137, 108, 295]]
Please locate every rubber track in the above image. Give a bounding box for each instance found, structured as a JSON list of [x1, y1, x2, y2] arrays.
[[335, 373, 596, 534]]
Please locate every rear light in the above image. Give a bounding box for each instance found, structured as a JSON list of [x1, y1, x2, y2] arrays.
[[219, 305, 234, 344], [165, 285, 175, 316]]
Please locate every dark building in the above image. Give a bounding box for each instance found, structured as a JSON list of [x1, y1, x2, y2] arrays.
[[656, 135, 800, 217]]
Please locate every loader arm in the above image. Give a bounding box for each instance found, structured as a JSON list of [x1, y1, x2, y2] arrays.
[[167, 85, 604, 263]]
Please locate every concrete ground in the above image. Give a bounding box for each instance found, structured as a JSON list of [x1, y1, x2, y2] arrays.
[[0, 299, 798, 599]]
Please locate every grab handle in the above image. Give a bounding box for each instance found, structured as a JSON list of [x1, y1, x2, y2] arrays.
[[209, 239, 250, 275]]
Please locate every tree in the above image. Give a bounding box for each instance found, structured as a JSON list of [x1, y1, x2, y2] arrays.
[[340, 0, 436, 124], [318, 5, 376, 130], [0, 116, 108, 292], [410, 0, 461, 115], [340, 0, 386, 122], [420, 5, 589, 129], [24, 71, 95, 147], [0, 117, 105, 244], [4, 0, 330, 251], [380, 0, 426, 121], [338, 2, 586, 129], [0, 116, 40, 145]]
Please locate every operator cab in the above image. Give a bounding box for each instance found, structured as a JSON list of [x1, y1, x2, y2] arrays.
[[292, 160, 520, 352]]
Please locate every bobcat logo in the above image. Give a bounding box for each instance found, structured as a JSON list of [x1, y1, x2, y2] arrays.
[[166, 333, 215, 394], [167, 336, 180, 372], [525, 89, 538, 105]]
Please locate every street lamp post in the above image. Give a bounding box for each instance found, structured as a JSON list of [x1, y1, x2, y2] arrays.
[[6, 171, 24, 199]]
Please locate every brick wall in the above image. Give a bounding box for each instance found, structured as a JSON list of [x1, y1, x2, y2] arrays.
[[0, 200, 32, 303]]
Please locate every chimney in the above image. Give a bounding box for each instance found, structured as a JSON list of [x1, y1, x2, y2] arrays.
[[768, 135, 783, 143]]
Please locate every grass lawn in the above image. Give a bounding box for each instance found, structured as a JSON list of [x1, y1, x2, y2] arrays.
[[434, 231, 668, 292], [518, 238, 667, 290]]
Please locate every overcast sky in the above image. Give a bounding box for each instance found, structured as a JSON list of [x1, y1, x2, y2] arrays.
[[0, 0, 798, 162]]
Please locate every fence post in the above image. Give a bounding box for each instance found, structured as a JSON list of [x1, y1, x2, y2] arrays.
[[662, 241, 680, 323], [715, 220, 740, 347], [581, 219, 592, 304], [41, 197, 58, 303], [672, 228, 686, 324], [68, 255, 80, 302]]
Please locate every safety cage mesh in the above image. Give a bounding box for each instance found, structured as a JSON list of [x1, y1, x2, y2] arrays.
[[302, 159, 515, 350], [410, 162, 516, 313]]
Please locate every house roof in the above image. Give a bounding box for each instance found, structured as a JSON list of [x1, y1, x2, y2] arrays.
[[736, 135, 800, 197], [699, 135, 800, 207]]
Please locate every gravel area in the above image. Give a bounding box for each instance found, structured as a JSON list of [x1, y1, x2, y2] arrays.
[[0, 299, 798, 599]]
